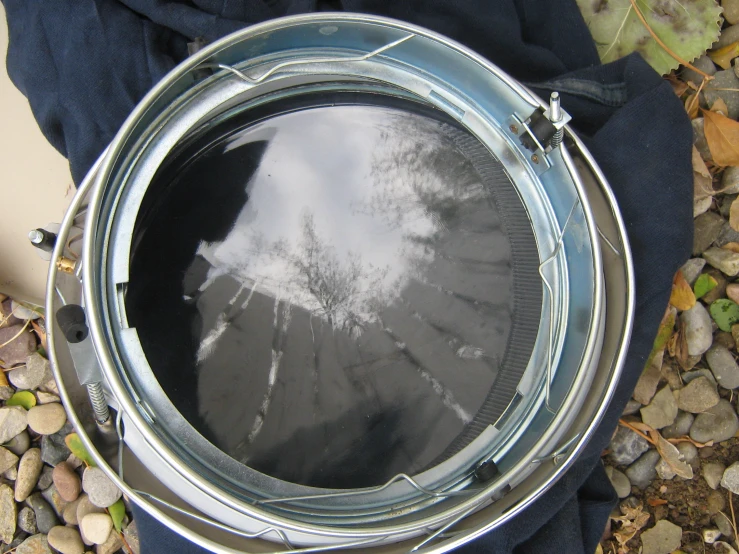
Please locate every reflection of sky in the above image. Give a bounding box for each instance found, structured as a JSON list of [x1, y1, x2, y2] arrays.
[[197, 106, 471, 324]]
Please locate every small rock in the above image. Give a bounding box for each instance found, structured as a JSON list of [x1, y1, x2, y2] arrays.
[[730, 284, 739, 306], [694, 212, 726, 255], [27, 404, 66, 436], [656, 458, 676, 480], [690, 399, 739, 443], [676, 441, 698, 465], [704, 461, 727, 489], [15, 534, 52, 554], [52, 462, 80, 503], [723, 167, 739, 195], [123, 520, 140, 554], [37, 378, 58, 396], [0, 324, 37, 368], [682, 54, 718, 84], [17, 506, 37, 535], [65, 454, 82, 470], [5, 430, 30, 456], [81, 468, 121, 509], [3, 465, 17, 481], [677, 376, 720, 413], [35, 392, 59, 405], [725, 0, 739, 25], [75, 495, 104, 525], [622, 399, 642, 416], [662, 360, 684, 390], [718, 223, 739, 249], [15, 448, 43, 502], [605, 466, 631, 498], [0, 385, 12, 401], [10, 301, 40, 321], [681, 258, 707, 285], [41, 485, 68, 518], [715, 512, 735, 539], [640, 519, 682, 554], [640, 385, 678, 429], [62, 495, 85, 525], [694, 118, 712, 161], [709, 490, 726, 514], [40, 432, 71, 467], [705, 69, 739, 120], [704, 246, 739, 276], [8, 353, 50, 391], [80, 513, 113, 545], [26, 493, 58, 534], [662, 411, 694, 439], [723, 461, 739, 494], [0, 406, 28, 444], [0, 484, 16, 544], [47, 526, 84, 554], [95, 529, 122, 554], [0, 446, 18, 474], [37, 466, 53, 491], [704, 528, 722, 544], [682, 367, 717, 386], [681, 303, 714, 357], [707, 344, 739, 389], [626, 450, 660, 489], [608, 425, 650, 465]]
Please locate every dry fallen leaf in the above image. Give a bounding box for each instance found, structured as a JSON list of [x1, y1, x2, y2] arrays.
[[653, 431, 693, 478], [611, 503, 651, 554], [709, 42, 739, 69], [670, 270, 696, 311], [666, 73, 689, 97], [685, 93, 700, 119], [647, 498, 668, 507], [0, 369, 8, 388], [731, 197, 739, 233], [693, 146, 714, 216], [646, 306, 677, 369], [703, 108, 739, 167], [725, 242, 739, 254], [712, 97, 731, 117]]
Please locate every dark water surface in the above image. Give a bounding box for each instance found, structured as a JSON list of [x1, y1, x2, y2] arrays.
[[126, 96, 527, 488]]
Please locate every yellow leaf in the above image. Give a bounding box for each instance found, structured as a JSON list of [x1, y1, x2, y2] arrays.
[[712, 97, 731, 117], [685, 94, 700, 119], [670, 270, 696, 311], [703, 109, 739, 167], [725, 242, 739, 253], [709, 41, 739, 69], [0, 370, 7, 388], [731, 197, 739, 232]]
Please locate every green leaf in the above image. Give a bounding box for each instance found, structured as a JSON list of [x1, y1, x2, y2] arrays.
[[576, 0, 722, 76], [710, 299, 739, 332], [64, 433, 96, 467], [694, 273, 718, 300], [6, 391, 36, 410], [108, 498, 126, 533]]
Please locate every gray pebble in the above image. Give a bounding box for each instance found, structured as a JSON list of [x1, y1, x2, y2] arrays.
[[694, 212, 725, 255], [676, 441, 699, 464], [706, 344, 739, 389], [17, 507, 37, 535], [3, 465, 17, 481], [715, 511, 735, 539], [704, 246, 739, 276], [96, 528, 123, 554], [81, 467, 121, 508], [662, 411, 694, 439], [722, 167, 739, 195], [40, 431, 71, 466], [26, 492, 59, 534], [14, 534, 51, 554], [48, 525, 84, 554], [35, 392, 59, 405], [42, 484, 69, 518], [640, 519, 683, 554], [0, 406, 28, 444], [15, 448, 43, 502], [8, 353, 50, 391], [0, 484, 16, 544], [705, 69, 739, 120], [5, 430, 30, 457], [123, 520, 140, 554], [681, 303, 714, 357], [626, 450, 660, 489], [62, 495, 85, 525], [704, 461, 727, 490], [717, 222, 739, 248], [622, 399, 642, 416], [723, 461, 739, 494], [690, 399, 739, 443], [640, 385, 678, 429], [682, 367, 717, 386], [709, 490, 726, 514], [682, 54, 717, 84], [608, 425, 650, 465], [605, 466, 631, 498], [27, 404, 66, 436], [0, 324, 37, 368], [0, 446, 18, 474], [677, 376, 720, 413], [37, 465, 53, 491], [656, 458, 676, 480], [680, 258, 707, 285], [718, 23, 739, 49]]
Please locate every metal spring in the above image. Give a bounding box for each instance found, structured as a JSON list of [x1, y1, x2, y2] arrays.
[[87, 382, 110, 424], [549, 129, 563, 150]]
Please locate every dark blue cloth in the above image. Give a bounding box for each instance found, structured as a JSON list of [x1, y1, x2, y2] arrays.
[[2, 1, 694, 552]]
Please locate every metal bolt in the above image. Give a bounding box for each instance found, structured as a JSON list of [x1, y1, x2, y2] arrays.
[[509, 124, 519, 134], [549, 92, 562, 123], [531, 154, 540, 164], [28, 230, 44, 245], [553, 453, 565, 465]]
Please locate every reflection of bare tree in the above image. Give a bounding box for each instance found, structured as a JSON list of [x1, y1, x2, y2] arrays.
[[271, 213, 390, 335]]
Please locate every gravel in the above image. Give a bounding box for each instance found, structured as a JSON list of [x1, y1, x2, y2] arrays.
[[640, 385, 678, 429], [704, 246, 739, 276], [0, 406, 27, 444], [681, 258, 707, 285], [40, 431, 70, 466], [640, 519, 683, 554], [722, 461, 739, 494], [16, 507, 36, 536], [0, 447, 18, 474], [677, 376, 720, 413], [15, 534, 52, 554], [0, 484, 16, 544], [5, 431, 30, 457], [36, 466, 52, 491], [0, 325, 36, 368], [608, 425, 650, 465], [80, 513, 113, 545], [694, 212, 726, 254], [681, 303, 714, 356], [7, 354, 49, 392], [47, 526, 84, 554], [26, 493, 58, 534], [705, 344, 739, 389], [626, 450, 661, 489], [14, 449, 42, 502], [705, 69, 739, 120], [26, 404, 66, 435], [605, 466, 632, 499], [690, 399, 739, 443], [704, 461, 727, 490], [81, 467, 121, 509], [52, 462, 80, 503]]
